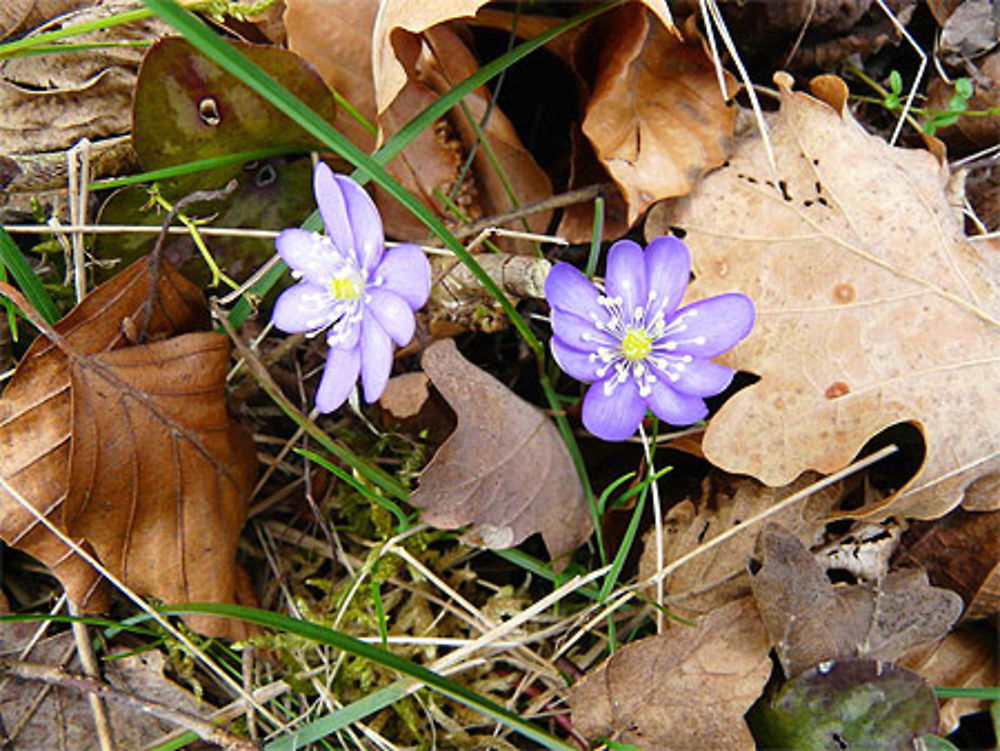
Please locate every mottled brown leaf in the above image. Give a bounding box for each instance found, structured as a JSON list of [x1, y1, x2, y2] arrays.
[[582, 4, 735, 224], [750, 524, 963, 678], [648, 72, 1000, 521], [638, 472, 844, 618], [0, 256, 255, 639], [569, 598, 770, 750], [410, 339, 590, 561], [894, 507, 1000, 619]]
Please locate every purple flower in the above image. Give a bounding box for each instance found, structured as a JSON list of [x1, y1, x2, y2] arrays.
[[271, 163, 430, 413], [545, 236, 754, 441]]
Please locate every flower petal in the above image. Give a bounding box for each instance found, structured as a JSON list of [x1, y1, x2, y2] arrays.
[[664, 293, 755, 357], [276, 229, 339, 286], [271, 282, 334, 334], [315, 345, 361, 413], [544, 262, 608, 324], [605, 240, 648, 320], [645, 235, 690, 321], [645, 380, 708, 426], [654, 357, 734, 397], [314, 163, 384, 273], [367, 287, 415, 346], [582, 377, 647, 441], [374, 243, 430, 309], [551, 337, 602, 383], [360, 313, 393, 403], [551, 308, 617, 353]]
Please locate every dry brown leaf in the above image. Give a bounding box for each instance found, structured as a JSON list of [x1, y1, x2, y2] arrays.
[[0, 0, 33, 41], [0, 256, 255, 639], [0, 623, 210, 747], [420, 25, 553, 239], [637, 472, 844, 618], [410, 339, 590, 561], [284, 0, 378, 149], [372, 0, 490, 116], [899, 624, 999, 732], [569, 597, 770, 750], [582, 4, 735, 224], [750, 524, 964, 678], [0, 1, 167, 155], [648, 72, 1000, 521], [893, 507, 1000, 619]]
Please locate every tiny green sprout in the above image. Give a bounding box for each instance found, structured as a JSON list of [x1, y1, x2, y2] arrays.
[[923, 76, 975, 134], [889, 70, 903, 95]]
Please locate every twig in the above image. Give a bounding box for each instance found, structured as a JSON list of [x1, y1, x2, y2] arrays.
[[0, 658, 259, 751], [69, 601, 115, 751], [450, 184, 610, 241], [140, 180, 238, 341]]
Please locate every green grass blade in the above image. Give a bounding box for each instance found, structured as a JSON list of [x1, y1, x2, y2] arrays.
[[0, 228, 60, 324], [89, 144, 310, 191], [296, 448, 415, 530], [161, 602, 576, 750]]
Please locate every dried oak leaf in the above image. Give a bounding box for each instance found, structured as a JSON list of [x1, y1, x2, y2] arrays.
[[749, 524, 963, 678], [648, 72, 1000, 521], [637, 472, 844, 618], [569, 597, 770, 750], [0, 256, 256, 639], [410, 339, 590, 561], [582, 4, 736, 224]]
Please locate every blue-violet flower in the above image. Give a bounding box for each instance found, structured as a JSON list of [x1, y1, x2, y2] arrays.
[[545, 236, 754, 441], [271, 163, 430, 413]]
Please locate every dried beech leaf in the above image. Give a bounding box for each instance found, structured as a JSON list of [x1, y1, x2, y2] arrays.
[[637, 473, 843, 618], [410, 339, 590, 561], [893, 507, 1000, 619], [569, 598, 770, 750], [648, 72, 1000, 521], [750, 524, 963, 678], [583, 4, 735, 224], [372, 0, 489, 115], [0, 0, 33, 41], [285, 0, 378, 149], [0, 256, 255, 639]]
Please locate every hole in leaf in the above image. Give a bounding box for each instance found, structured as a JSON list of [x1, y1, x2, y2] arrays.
[[198, 97, 221, 126]]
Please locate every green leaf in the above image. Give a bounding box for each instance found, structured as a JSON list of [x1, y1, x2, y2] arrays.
[[889, 70, 903, 95], [748, 658, 939, 750], [954, 77, 973, 100]]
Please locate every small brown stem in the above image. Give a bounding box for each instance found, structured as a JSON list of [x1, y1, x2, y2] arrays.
[[0, 658, 260, 751], [450, 183, 610, 241], [140, 179, 238, 341]]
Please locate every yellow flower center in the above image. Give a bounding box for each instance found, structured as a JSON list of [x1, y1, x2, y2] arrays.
[[621, 328, 652, 361], [328, 274, 363, 300]]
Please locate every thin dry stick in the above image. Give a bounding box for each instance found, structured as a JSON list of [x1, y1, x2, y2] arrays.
[[69, 601, 116, 751], [3, 224, 281, 239], [66, 138, 91, 302], [0, 658, 259, 751], [552, 444, 899, 661], [450, 183, 610, 241], [637, 423, 664, 633]]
